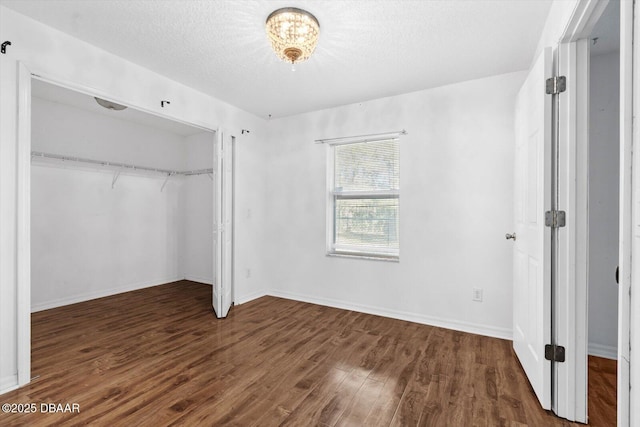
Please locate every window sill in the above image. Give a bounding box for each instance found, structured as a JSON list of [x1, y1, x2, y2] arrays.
[[326, 252, 399, 263]]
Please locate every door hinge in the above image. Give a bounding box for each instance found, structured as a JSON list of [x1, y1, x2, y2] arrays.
[[545, 344, 566, 362], [545, 210, 566, 228], [546, 76, 566, 95]]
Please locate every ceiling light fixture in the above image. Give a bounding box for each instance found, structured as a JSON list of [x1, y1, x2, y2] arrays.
[[94, 97, 127, 111], [266, 7, 320, 70]]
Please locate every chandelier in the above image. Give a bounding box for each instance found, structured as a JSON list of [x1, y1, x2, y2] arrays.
[[266, 7, 320, 66]]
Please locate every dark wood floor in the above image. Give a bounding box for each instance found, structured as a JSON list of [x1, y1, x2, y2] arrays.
[[588, 356, 617, 427], [0, 281, 615, 426]]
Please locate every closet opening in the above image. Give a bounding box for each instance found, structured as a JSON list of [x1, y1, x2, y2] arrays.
[[29, 78, 222, 380]]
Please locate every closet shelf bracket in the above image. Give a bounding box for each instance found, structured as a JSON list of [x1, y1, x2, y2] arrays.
[[160, 172, 174, 192], [111, 171, 121, 189]]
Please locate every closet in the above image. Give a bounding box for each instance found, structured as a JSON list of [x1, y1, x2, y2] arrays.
[[30, 79, 216, 312]]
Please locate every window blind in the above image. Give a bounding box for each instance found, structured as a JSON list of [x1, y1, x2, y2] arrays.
[[331, 139, 399, 257]]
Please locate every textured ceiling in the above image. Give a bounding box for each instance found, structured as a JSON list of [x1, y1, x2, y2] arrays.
[[1, 0, 553, 118]]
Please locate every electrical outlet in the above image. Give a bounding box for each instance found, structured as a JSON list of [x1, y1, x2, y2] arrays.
[[472, 288, 483, 302]]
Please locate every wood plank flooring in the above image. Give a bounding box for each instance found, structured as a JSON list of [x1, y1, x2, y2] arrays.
[[0, 281, 615, 426], [588, 356, 617, 427]]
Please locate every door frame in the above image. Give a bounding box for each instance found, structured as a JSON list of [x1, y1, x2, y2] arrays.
[[555, 0, 632, 423], [625, 1, 638, 425], [15, 62, 221, 389]]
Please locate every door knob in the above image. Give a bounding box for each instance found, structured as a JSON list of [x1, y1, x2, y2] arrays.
[[505, 233, 516, 241]]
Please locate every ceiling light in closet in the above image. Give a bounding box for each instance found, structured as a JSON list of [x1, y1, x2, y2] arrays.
[[94, 97, 127, 111], [266, 7, 320, 67]]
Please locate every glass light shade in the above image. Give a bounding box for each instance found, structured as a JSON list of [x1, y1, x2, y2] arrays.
[[266, 7, 320, 64], [94, 97, 127, 111]]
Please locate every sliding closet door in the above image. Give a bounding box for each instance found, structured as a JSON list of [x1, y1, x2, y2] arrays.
[[213, 130, 222, 316], [212, 129, 233, 318]]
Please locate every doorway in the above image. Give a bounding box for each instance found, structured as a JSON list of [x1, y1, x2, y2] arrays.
[[18, 71, 235, 387], [586, 1, 620, 423]]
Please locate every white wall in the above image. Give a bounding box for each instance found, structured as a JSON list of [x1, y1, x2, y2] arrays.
[[31, 166, 184, 311], [262, 71, 526, 338], [588, 50, 620, 359], [0, 5, 268, 393], [30, 96, 193, 312], [182, 132, 214, 284]]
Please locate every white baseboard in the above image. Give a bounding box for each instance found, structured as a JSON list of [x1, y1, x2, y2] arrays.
[[30, 282, 513, 339], [235, 289, 268, 305], [267, 289, 512, 340], [31, 276, 183, 312], [0, 374, 18, 396], [183, 275, 213, 285], [588, 342, 617, 360]]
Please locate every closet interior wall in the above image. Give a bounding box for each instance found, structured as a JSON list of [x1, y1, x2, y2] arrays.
[[182, 131, 214, 285], [30, 87, 213, 312], [587, 49, 620, 359]]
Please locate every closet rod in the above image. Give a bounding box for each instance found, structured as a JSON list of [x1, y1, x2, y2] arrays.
[[31, 151, 213, 176], [314, 129, 407, 145]]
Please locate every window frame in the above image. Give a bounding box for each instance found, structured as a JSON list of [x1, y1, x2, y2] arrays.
[[325, 137, 400, 261]]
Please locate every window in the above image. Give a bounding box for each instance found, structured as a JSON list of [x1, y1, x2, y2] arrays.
[[327, 138, 399, 260]]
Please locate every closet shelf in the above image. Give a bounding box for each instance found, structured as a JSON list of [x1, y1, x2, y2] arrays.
[[31, 151, 213, 176]]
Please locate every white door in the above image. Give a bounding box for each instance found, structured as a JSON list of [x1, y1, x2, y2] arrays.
[[221, 134, 234, 316], [212, 130, 234, 318], [512, 47, 552, 410], [212, 130, 222, 316]]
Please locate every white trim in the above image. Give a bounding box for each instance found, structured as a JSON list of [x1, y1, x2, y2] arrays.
[[627, 2, 639, 425], [560, 0, 609, 45], [331, 244, 399, 257], [16, 62, 32, 388], [325, 144, 334, 255], [268, 289, 512, 340], [620, 1, 635, 425], [231, 135, 236, 306], [183, 275, 214, 286], [235, 290, 268, 305], [0, 375, 19, 396], [588, 343, 618, 360], [326, 252, 399, 262], [31, 276, 183, 313]]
